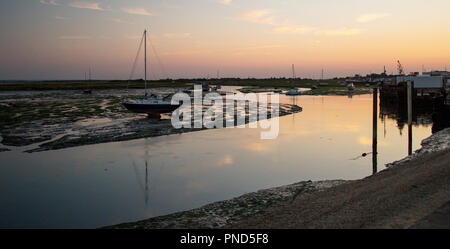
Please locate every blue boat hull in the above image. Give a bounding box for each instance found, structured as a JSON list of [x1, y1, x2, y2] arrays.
[[285, 92, 301, 96], [123, 102, 181, 115]]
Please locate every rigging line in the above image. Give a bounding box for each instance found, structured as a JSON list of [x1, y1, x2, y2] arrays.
[[129, 33, 145, 80], [148, 36, 168, 79], [127, 32, 145, 93]]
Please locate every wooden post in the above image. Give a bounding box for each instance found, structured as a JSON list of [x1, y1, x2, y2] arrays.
[[407, 81, 413, 155], [372, 88, 378, 175]]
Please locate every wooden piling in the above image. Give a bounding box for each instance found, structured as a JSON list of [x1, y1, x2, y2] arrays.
[[372, 88, 378, 175], [407, 81, 413, 155]]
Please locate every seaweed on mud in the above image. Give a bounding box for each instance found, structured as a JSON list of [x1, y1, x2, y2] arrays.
[[0, 89, 303, 152]]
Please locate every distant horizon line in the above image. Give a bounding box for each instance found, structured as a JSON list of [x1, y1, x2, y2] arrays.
[[0, 74, 405, 82]]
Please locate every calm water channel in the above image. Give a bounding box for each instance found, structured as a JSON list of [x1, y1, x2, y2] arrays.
[[0, 93, 432, 228]]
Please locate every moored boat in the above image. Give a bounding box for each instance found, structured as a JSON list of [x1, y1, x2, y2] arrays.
[[285, 64, 301, 96], [286, 89, 301, 95], [123, 29, 180, 118], [123, 98, 180, 115], [347, 83, 355, 91]]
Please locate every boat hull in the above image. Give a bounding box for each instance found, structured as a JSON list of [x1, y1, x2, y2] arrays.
[[285, 91, 301, 96], [123, 102, 181, 115]]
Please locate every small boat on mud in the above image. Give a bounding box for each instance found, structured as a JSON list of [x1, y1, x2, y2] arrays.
[[285, 64, 301, 96], [286, 88, 301, 96], [123, 98, 180, 117], [123, 29, 180, 117], [202, 82, 210, 92], [347, 83, 355, 91]]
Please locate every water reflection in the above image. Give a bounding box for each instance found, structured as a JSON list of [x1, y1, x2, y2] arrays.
[[378, 90, 448, 155], [131, 160, 149, 205], [380, 94, 434, 133], [130, 138, 152, 206]]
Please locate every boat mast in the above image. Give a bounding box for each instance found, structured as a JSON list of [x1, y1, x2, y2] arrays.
[[144, 29, 147, 97], [291, 64, 295, 89]]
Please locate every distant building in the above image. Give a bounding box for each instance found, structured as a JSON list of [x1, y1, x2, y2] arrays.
[[395, 75, 445, 89], [395, 76, 414, 84], [421, 71, 450, 88], [413, 76, 444, 89], [422, 71, 450, 77]]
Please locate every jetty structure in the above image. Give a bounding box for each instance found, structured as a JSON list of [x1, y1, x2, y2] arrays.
[[379, 68, 450, 133]]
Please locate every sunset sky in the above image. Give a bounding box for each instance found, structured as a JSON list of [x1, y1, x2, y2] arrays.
[[1, 0, 449, 80]]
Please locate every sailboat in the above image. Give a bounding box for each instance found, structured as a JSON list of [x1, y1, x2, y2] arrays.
[[286, 64, 301, 96], [123, 30, 180, 117], [347, 83, 355, 91], [83, 67, 92, 94]]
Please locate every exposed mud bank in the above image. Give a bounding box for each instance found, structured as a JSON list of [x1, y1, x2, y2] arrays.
[[0, 88, 302, 152]]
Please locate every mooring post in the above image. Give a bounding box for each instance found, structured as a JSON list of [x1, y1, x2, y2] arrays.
[[372, 88, 378, 175], [407, 81, 413, 155]]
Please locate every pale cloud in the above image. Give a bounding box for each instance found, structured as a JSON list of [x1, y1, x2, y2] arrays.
[[217, 0, 232, 5], [272, 25, 316, 34], [236, 10, 361, 37], [98, 35, 111, 40], [40, 0, 59, 6], [315, 28, 363, 36], [235, 10, 276, 25], [124, 33, 157, 40], [54, 16, 67, 20], [356, 13, 391, 23], [124, 35, 142, 40], [162, 0, 181, 9], [237, 44, 282, 51], [162, 50, 209, 56], [271, 24, 361, 36], [59, 35, 91, 40], [121, 8, 153, 16], [163, 33, 192, 39], [68, 2, 104, 11], [110, 18, 134, 24]]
